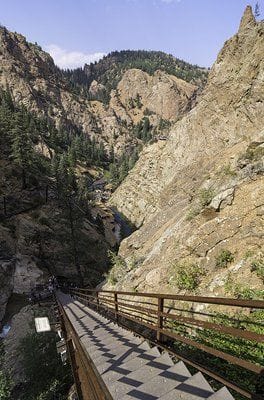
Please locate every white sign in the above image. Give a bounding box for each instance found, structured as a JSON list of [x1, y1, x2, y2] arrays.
[[35, 317, 51, 333]]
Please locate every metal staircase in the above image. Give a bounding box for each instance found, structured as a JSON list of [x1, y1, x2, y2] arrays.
[[57, 292, 238, 400]]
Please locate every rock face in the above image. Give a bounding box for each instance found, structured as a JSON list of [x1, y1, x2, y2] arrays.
[[0, 158, 114, 323], [112, 69, 197, 123], [0, 27, 197, 154], [2, 305, 36, 385], [109, 8, 264, 295], [0, 226, 15, 321]]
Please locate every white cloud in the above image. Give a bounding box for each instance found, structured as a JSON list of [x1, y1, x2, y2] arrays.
[[45, 44, 106, 69]]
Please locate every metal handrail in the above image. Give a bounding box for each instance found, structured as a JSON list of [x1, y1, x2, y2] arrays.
[[71, 288, 264, 400], [57, 296, 113, 400]]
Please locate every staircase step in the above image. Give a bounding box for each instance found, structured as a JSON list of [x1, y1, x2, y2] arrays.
[[123, 352, 176, 383], [207, 387, 235, 400], [93, 343, 146, 366], [159, 372, 214, 400], [126, 361, 192, 399], [84, 337, 142, 357], [121, 395, 158, 400], [97, 346, 160, 374], [60, 293, 232, 400], [102, 351, 175, 385]]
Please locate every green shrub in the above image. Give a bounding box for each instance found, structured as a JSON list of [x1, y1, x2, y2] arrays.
[[170, 261, 205, 291], [251, 256, 264, 282], [186, 206, 201, 221], [106, 250, 126, 285], [0, 371, 11, 400], [218, 164, 237, 178], [195, 310, 264, 396], [239, 146, 264, 162], [127, 256, 144, 271], [215, 249, 234, 268], [0, 343, 11, 400], [243, 250, 254, 259], [19, 331, 72, 400], [224, 273, 264, 299], [236, 287, 264, 300], [199, 188, 214, 207]]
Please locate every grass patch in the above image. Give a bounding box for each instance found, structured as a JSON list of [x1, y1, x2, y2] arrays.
[[217, 164, 237, 178], [215, 249, 234, 268], [250, 256, 264, 282], [224, 273, 264, 299], [186, 206, 201, 221], [199, 188, 214, 207], [239, 145, 264, 162]]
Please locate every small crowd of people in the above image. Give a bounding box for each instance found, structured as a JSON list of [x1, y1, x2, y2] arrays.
[[28, 276, 78, 304]]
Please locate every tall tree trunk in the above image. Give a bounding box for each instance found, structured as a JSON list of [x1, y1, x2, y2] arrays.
[[68, 198, 83, 286]]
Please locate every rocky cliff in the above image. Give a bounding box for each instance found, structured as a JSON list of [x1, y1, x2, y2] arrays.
[[109, 7, 264, 296], [0, 25, 205, 324], [0, 28, 199, 155], [111, 69, 197, 124]]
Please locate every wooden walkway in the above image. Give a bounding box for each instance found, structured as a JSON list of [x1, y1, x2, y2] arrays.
[[58, 292, 235, 400]]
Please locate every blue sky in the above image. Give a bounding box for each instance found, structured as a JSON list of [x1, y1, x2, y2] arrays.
[[1, 0, 262, 68]]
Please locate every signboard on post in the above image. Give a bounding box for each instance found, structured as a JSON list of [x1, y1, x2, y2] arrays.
[[35, 317, 51, 333]]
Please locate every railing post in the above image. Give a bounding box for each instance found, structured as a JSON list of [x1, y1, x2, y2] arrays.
[[255, 370, 264, 400], [58, 305, 83, 400], [67, 338, 83, 400], [114, 292, 118, 322], [96, 291, 99, 311], [157, 297, 164, 342]]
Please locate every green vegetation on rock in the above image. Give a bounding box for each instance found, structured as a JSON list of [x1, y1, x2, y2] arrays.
[[0, 344, 11, 400], [169, 261, 205, 291], [199, 188, 214, 207], [224, 273, 264, 299], [215, 249, 234, 268], [19, 331, 72, 400], [64, 50, 208, 103], [106, 250, 127, 285], [250, 256, 264, 282]]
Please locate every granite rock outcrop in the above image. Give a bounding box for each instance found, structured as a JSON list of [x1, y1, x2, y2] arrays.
[[109, 7, 264, 296]]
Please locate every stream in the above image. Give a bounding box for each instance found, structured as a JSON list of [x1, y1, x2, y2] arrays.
[[113, 208, 136, 242], [0, 293, 29, 338]]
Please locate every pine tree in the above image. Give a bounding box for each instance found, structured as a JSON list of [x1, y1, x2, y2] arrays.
[[109, 145, 115, 163], [11, 109, 34, 188], [109, 163, 119, 185]]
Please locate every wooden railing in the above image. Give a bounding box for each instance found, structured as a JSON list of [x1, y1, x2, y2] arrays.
[[57, 296, 113, 400], [70, 288, 264, 400]]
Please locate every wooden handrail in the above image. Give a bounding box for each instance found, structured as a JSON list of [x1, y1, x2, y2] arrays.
[[57, 296, 113, 400], [76, 288, 264, 308], [71, 288, 264, 400]]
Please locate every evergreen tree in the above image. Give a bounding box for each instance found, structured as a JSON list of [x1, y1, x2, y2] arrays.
[[10, 108, 34, 188], [109, 162, 119, 185]]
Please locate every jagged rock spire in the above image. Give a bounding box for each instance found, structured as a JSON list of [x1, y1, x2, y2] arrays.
[[239, 5, 256, 32]]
